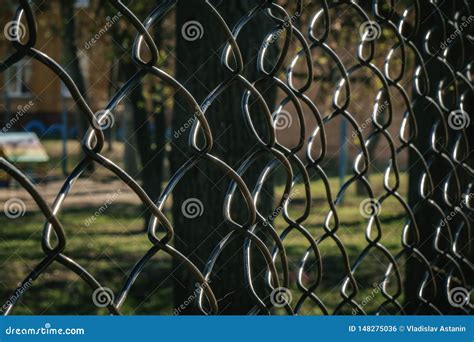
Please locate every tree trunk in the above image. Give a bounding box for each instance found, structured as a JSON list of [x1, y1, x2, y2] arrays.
[[60, 0, 94, 172], [405, 0, 472, 313], [111, 10, 167, 229], [171, 0, 276, 314]]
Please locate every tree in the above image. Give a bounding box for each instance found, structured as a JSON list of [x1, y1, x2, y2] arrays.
[[406, 1, 473, 313], [60, 0, 94, 172], [171, 0, 278, 314], [108, 1, 168, 228]]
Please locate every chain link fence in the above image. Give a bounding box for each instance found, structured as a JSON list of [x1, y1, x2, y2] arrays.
[[0, 0, 472, 315]]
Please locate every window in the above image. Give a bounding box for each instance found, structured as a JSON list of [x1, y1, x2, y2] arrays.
[[5, 59, 32, 97], [75, 0, 90, 8]]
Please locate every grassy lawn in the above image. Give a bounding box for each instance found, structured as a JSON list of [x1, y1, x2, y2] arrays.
[[0, 139, 410, 314], [0, 169, 408, 315]]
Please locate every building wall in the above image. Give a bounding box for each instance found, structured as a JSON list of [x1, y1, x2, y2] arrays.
[[0, 1, 110, 131]]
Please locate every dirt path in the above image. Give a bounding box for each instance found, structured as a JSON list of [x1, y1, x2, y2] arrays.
[[0, 178, 141, 212]]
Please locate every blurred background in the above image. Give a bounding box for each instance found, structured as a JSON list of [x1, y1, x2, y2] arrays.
[[0, 0, 471, 315]]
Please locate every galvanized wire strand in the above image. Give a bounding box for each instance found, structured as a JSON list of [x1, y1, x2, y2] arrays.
[[0, 0, 472, 315]]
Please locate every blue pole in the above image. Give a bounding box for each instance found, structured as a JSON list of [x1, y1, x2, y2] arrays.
[[338, 118, 348, 203]]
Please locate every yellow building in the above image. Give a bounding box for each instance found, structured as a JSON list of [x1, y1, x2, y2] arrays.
[[1, 0, 111, 137]]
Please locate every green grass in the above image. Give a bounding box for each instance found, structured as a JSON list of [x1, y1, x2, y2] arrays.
[[1, 139, 410, 314], [0, 171, 408, 315]]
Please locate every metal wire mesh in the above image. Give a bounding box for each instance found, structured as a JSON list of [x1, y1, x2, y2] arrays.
[[0, 0, 472, 315]]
